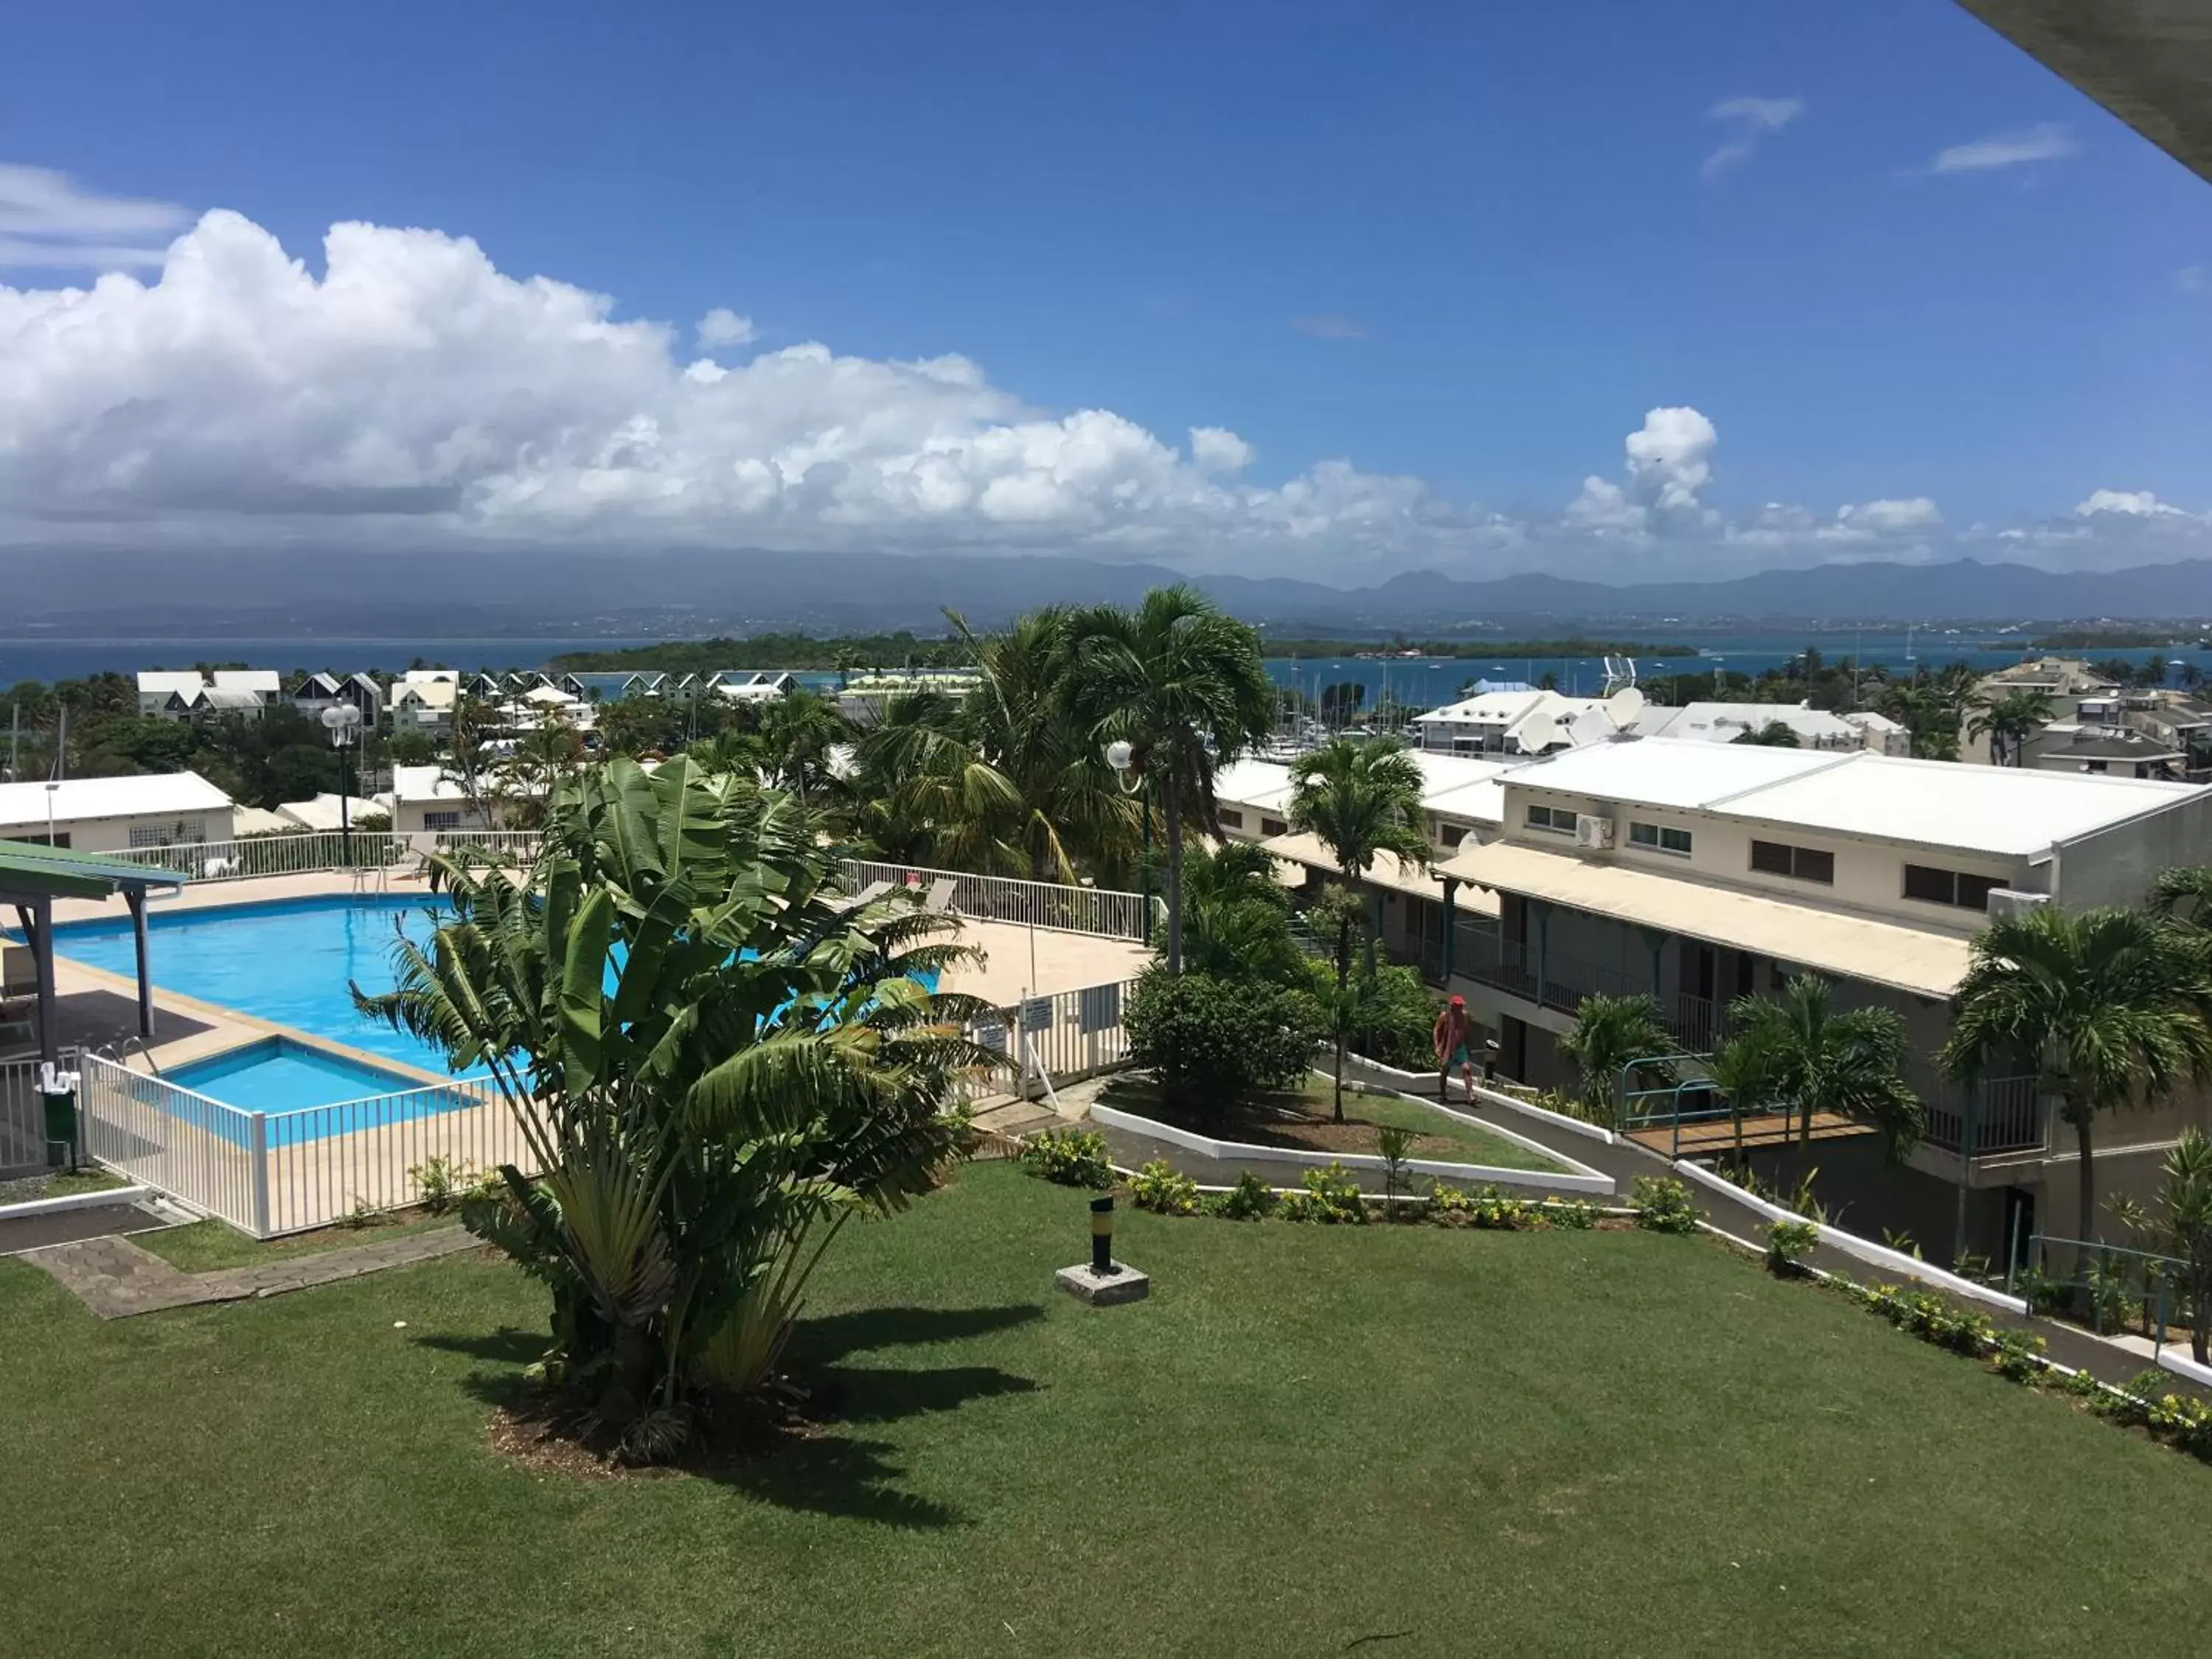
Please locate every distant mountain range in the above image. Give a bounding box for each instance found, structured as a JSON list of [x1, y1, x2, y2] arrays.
[[6, 546, 2212, 635]]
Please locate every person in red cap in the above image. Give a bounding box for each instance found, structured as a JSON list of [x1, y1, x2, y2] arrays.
[[1433, 995, 1475, 1102]]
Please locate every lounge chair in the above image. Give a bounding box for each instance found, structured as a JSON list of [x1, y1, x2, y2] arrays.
[[923, 877, 958, 914], [1, 945, 35, 1000]]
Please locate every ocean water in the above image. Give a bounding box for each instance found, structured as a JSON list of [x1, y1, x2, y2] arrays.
[[6, 630, 2205, 709]]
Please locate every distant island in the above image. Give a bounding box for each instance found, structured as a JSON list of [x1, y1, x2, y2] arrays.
[[2029, 628, 2212, 650], [1257, 636, 1697, 661]]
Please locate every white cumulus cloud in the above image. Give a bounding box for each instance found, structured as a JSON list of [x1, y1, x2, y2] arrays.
[[1568, 406, 1720, 535], [0, 207, 1491, 567], [696, 306, 756, 347], [2076, 488, 2195, 519]]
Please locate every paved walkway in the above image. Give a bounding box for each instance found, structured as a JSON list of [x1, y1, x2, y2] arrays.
[[27, 1225, 476, 1319]]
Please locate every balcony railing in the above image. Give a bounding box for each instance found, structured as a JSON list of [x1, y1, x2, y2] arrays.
[[1921, 1074, 2045, 1157]]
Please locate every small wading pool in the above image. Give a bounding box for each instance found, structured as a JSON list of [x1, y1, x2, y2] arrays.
[[161, 1038, 479, 1148]]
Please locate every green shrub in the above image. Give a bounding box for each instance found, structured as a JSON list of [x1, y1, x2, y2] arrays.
[[1865, 1283, 1996, 1355], [2012, 1264, 2065, 1315], [1544, 1199, 1599, 1230], [1125, 967, 1325, 1113], [339, 1196, 386, 1231], [1204, 1169, 1279, 1220], [408, 1155, 473, 1216], [1280, 1161, 1368, 1224], [1427, 1181, 1541, 1230], [1018, 1128, 1115, 1189], [1766, 1218, 1820, 1274], [1129, 1158, 1200, 1217], [1631, 1176, 1700, 1234], [1989, 1327, 2048, 1382], [2144, 1389, 2212, 1461]]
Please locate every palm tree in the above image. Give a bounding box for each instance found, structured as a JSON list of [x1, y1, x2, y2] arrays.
[[1287, 736, 1433, 1117], [1966, 688, 2054, 768], [1944, 906, 2212, 1253], [1175, 841, 1309, 985], [354, 757, 990, 1460], [1557, 993, 1676, 1127], [756, 687, 850, 807], [1731, 720, 1801, 748], [1726, 975, 1922, 1162], [2150, 865, 2212, 930], [2152, 1130, 2212, 1363], [1066, 585, 1274, 974]]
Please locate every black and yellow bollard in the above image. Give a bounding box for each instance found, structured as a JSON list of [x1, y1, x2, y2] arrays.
[[1057, 1191, 1150, 1305]]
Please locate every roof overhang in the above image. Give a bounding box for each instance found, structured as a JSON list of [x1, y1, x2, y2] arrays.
[[0, 840, 189, 903], [1260, 832, 1501, 915], [1956, 1, 2212, 183], [1440, 838, 1972, 999]]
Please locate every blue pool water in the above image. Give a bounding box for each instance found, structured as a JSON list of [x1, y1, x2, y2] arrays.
[[53, 894, 462, 1075], [52, 893, 940, 1130], [161, 1037, 482, 1146], [167, 1037, 427, 1113]]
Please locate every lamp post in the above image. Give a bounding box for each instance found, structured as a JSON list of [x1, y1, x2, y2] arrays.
[[321, 701, 364, 863], [1104, 739, 1152, 922], [44, 779, 59, 847]]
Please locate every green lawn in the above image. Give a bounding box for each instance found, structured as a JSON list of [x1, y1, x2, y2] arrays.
[[137, 1211, 461, 1273], [1098, 1071, 1563, 1171], [4, 1163, 2211, 1658]]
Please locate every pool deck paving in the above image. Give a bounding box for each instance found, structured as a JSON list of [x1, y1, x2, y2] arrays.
[[27, 1224, 476, 1318]]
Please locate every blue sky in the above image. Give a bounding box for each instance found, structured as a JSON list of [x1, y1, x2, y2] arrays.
[[3, 0, 2209, 583]]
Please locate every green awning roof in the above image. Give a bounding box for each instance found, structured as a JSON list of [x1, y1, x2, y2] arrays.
[[0, 839, 190, 902]]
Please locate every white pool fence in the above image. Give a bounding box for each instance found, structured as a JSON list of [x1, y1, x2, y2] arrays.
[[66, 972, 1141, 1236]]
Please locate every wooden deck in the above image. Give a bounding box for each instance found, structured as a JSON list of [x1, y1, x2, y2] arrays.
[[1626, 1110, 1877, 1155]]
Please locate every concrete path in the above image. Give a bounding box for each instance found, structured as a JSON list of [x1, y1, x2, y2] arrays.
[[27, 1225, 476, 1320]]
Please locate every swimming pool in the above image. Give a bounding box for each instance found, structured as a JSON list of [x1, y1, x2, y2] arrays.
[[53, 893, 461, 1074], [166, 1036, 430, 1113]]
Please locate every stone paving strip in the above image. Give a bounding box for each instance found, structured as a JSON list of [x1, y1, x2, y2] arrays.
[[27, 1225, 477, 1320]]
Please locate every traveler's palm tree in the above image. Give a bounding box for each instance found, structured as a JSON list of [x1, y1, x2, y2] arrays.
[[1944, 905, 2212, 1251], [352, 757, 991, 1460], [1557, 993, 1677, 1128], [1727, 974, 1922, 1161], [1290, 736, 1433, 1119], [1965, 688, 2054, 768], [1066, 585, 1273, 973]]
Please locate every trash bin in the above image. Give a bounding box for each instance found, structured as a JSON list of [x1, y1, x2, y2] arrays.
[[38, 1062, 80, 1172]]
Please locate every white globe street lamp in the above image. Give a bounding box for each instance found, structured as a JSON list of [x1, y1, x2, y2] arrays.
[[321, 701, 366, 861]]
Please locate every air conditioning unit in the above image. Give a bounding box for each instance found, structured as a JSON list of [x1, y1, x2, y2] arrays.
[[1573, 813, 1614, 850], [1985, 888, 2051, 921]]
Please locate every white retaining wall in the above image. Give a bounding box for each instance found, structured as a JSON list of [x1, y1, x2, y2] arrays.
[[1672, 1158, 2029, 1315], [1088, 1101, 1614, 1195]]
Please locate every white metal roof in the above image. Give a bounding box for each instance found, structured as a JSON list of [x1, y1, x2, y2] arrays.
[[389, 765, 470, 803], [1629, 701, 1860, 746], [390, 680, 458, 709], [403, 669, 460, 685], [1719, 751, 2202, 857], [136, 671, 204, 695], [1212, 758, 1295, 814], [0, 771, 233, 829], [1509, 738, 1846, 810], [209, 669, 279, 693], [275, 794, 383, 832]]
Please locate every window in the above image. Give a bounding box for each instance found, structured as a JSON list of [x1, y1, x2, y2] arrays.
[[1259, 816, 1287, 838], [1628, 821, 1692, 856], [128, 822, 203, 849], [423, 810, 463, 832], [1750, 839, 1834, 885], [1217, 808, 1244, 830], [1437, 823, 1468, 849], [1904, 864, 2006, 911], [1525, 803, 1573, 834]]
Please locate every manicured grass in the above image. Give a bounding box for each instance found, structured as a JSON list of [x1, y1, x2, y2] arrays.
[[138, 1211, 460, 1273], [4, 1163, 2211, 1657], [0, 1166, 128, 1206], [1099, 1071, 1563, 1171]]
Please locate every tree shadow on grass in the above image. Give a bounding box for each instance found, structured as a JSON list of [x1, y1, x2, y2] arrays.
[[420, 1303, 1048, 1528]]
